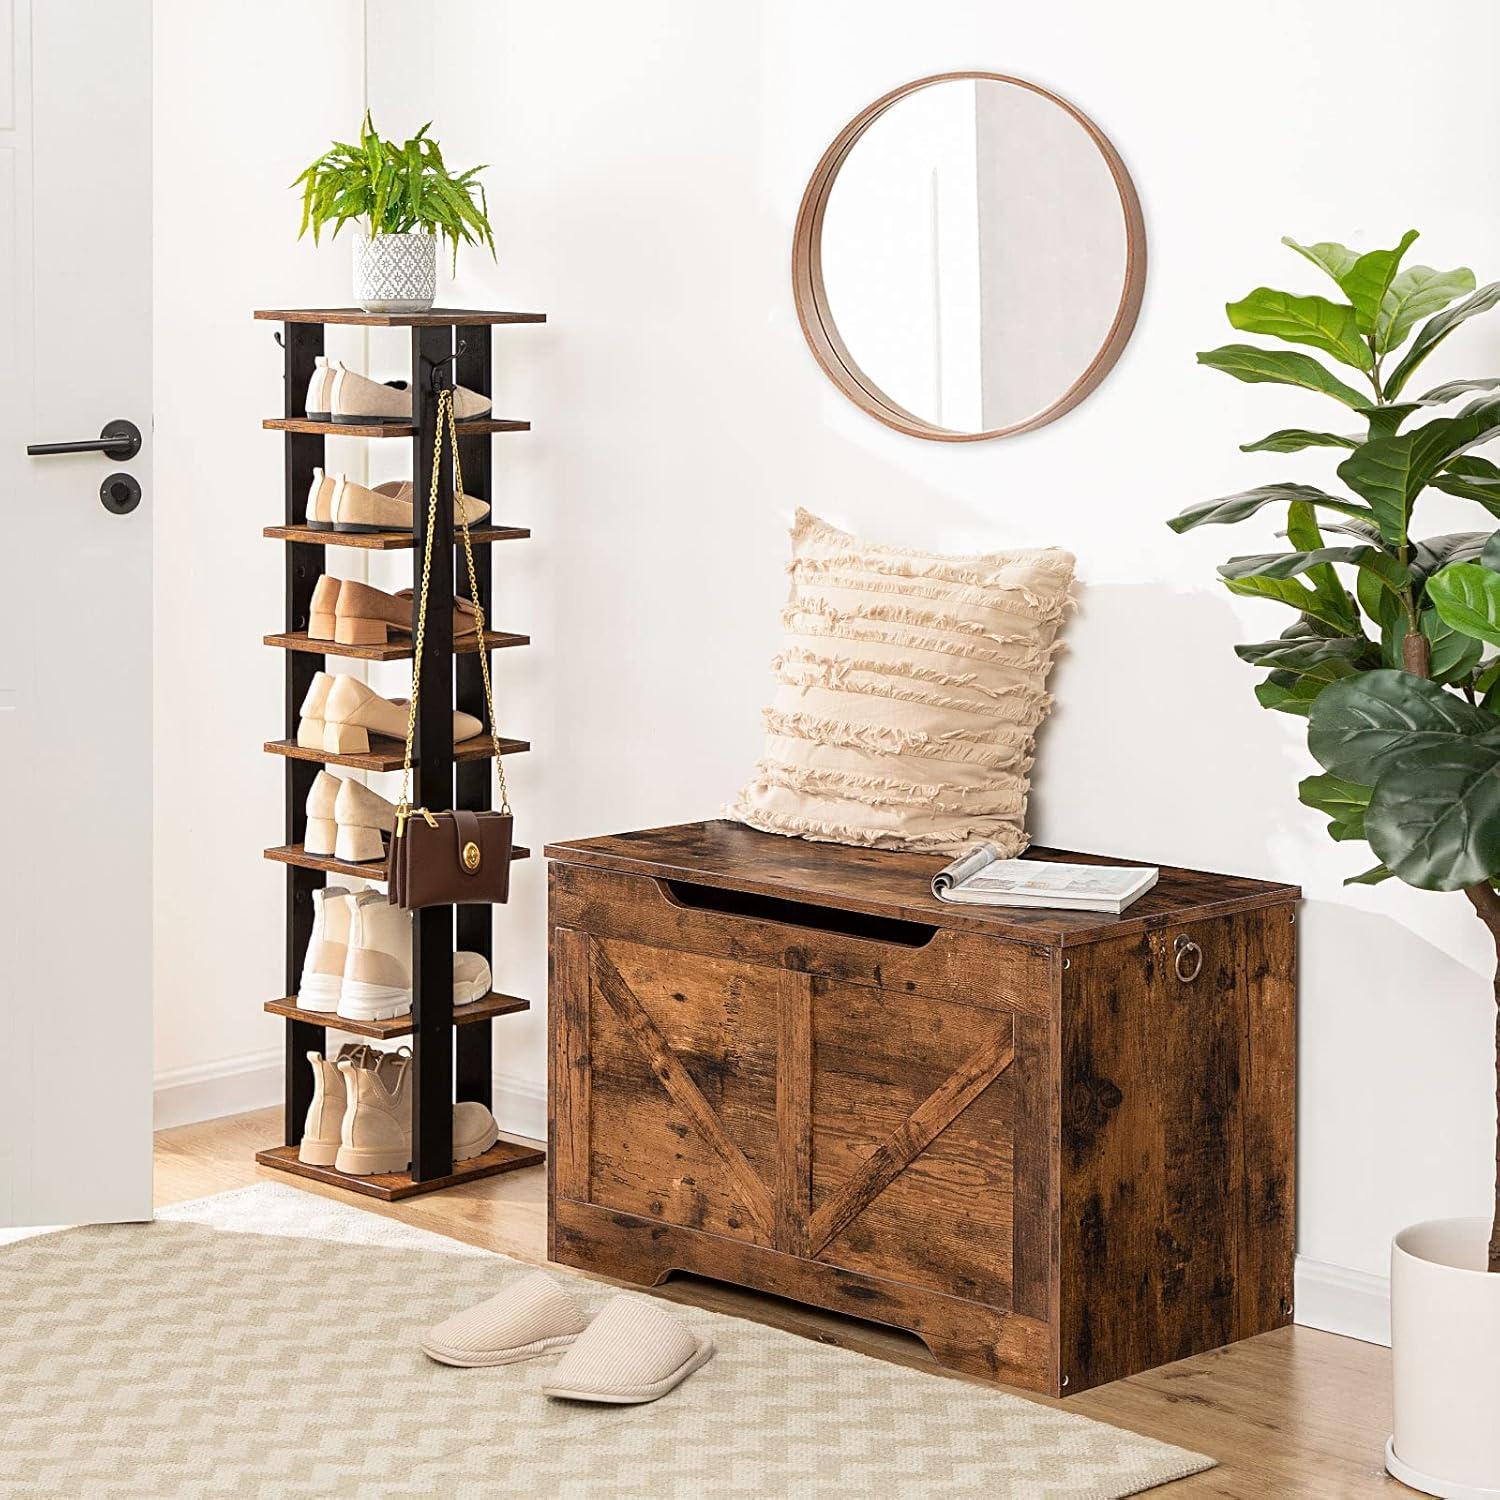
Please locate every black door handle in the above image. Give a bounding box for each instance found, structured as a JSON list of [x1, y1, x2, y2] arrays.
[[27, 418, 141, 460]]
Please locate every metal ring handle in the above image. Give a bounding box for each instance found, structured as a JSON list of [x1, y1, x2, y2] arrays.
[[1173, 935, 1203, 983]]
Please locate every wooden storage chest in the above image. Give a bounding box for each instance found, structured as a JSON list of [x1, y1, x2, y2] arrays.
[[545, 820, 1298, 1396]]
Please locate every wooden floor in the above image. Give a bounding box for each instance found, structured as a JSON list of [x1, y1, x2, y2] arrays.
[[156, 1108, 1409, 1499]]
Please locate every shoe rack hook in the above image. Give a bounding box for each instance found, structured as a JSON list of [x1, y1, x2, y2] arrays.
[[272, 330, 285, 348], [425, 339, 468, 394]]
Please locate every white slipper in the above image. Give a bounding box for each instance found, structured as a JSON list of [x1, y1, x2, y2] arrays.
[[421, 1270, 589, 1368], [540, 1295, 715, 1404]]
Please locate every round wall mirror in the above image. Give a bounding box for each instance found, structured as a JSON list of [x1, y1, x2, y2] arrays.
[[793, 73, 1146, 442]]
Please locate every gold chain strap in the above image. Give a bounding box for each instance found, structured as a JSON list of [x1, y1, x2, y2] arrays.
[[397, 387, 511, 821]]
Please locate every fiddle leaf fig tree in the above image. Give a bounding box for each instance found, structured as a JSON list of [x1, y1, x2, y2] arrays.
[[1168, 230, 1500, 1271]]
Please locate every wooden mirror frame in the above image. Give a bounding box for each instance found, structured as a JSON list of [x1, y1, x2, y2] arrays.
[[792, 72, 1147, 442]]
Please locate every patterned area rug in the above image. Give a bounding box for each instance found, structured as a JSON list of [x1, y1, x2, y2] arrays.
[[0, 1184, 1212, 1498]]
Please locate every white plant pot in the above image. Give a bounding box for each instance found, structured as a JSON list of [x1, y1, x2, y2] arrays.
[[353, 230, 436, 313], [1388, 1217, 1500, 1498]]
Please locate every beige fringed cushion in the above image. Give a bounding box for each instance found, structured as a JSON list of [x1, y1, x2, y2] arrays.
[[727, 509, 1075, 856]]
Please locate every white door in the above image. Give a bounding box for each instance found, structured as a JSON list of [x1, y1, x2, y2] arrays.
[[0, 0, 152, 1225]]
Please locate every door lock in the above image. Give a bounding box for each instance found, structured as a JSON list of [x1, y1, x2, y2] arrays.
[[99, 473, 141, 515]]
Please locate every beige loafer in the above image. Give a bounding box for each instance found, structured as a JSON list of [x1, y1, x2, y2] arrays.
[[541, 1297, 715, 1404], [332, 578, 481, 647], [422, 1271, 589, 1368], [331, 474, 490, 534], [331, 361, 491, 424], [297, 671, 335, 749], [306, 467, 338, 530], [332, 776, 397, 863], [321, 674, 483, 755]]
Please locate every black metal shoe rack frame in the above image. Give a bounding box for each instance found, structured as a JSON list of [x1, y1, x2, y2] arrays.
[[254, 308, 546, 1201]]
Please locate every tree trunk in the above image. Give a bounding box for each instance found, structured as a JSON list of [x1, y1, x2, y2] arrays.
[[1463, 882, 1500, 1272]]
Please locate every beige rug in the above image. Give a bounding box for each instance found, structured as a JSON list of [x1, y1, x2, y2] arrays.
[[0, 1183, 1211, 1498]]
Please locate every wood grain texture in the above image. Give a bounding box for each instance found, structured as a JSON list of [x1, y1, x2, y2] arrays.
[[254, 1138, 544, 1200], [263, 842, 531, 881], [254, 307, 548, 327], [263, 628, 528, 662], [589, 938, 777, 1236], [551, 1197, 1054, 1392], [776, 970, 813, 1257], [806, 1018, 1014, 1255], [264, 992, 529, 1039], [264, 734, 529, 774], [158, 1108, 1393, 1498], [265, 523, 530, 550], [1057, 907, 1297, 1393], [544, 820, 1300, 949], [548, 926, 592, 1202], [263, 416, 529, 437]]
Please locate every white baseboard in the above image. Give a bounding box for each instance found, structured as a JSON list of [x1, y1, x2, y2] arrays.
[[1294, 1254, 1390, 1347], [154, 1048, 281, 1131], [154, 1048, 547, 1147]]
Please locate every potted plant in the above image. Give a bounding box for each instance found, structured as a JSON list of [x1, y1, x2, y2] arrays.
[[1169, 230, 1500, 1498], [293, 112, 495, 313]]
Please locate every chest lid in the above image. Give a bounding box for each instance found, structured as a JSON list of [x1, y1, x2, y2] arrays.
[[544, 820, 1299, 949]]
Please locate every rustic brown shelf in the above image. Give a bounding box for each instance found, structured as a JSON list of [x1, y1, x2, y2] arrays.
[[255, 1138, 545, 1201], [264, 628, 529, 663], [265, 991, 530, 1039], [264, 842, 533, 881], [264, 416, 530, 438], [254, 307, 547, 328], [265, 523, 530, 550], [264, 734, 529, 773]]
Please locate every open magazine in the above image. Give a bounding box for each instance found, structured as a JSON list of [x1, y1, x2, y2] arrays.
[[932, 842, 1158, 913]]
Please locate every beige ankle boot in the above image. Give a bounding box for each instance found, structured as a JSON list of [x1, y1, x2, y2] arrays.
[[304, 769, 342, 855], [297, 883, 354, 1010], [330, 474, 489, 534], [300, 1042, 370, 1165], [335, 1046, 414, 1174], [333, 777, 397, 863], [330, 362, 491, 424], [321, 674, 482, 755], [297, 671, 335, 749], [334, 1045, 500, 1176], [332, 578, 481, 647]]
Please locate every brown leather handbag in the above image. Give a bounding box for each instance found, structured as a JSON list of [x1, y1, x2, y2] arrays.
[[389, 387, 514, 910]]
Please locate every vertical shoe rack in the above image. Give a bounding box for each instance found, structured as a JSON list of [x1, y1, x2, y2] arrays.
[[252, 306, 546, 1201]]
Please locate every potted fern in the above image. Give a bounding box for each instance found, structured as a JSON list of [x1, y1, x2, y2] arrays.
[[293, 113, 495, 313], [1169, 230, 1500, 1498]]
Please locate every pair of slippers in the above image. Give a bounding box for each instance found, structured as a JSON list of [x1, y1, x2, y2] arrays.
[[421, 1269, 715, 1405]]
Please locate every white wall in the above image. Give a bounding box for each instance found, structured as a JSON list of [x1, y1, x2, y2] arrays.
[[155, 0, 1500, 1318]]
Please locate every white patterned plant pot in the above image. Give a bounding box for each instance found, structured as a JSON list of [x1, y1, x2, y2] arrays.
[[354, 230, 437, 313]]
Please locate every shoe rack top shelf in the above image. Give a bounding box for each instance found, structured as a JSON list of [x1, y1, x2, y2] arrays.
[[265, 991, 530, 1040], [264, 523, 530, 550], [264, 842, 532, 882], [254, 307, 548, 328], [264, 417, 530, 437], [264, 629, 530, 663], [264, 734, 529, 774]]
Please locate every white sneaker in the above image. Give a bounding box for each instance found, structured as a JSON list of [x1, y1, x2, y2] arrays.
[[298, 886, 353, 1012], [338, 890, 493, 1022]]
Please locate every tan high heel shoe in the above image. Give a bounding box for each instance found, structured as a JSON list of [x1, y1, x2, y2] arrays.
[[333, 777, 398, 863], [320, 674, 483, 755], [297, 672, 335, 749], [330, 474, 490, 534], [330, 361, 491, 425], [331, 578, 481, 646], [308, 575, 342, 639], [304, 769, 342, 854]]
